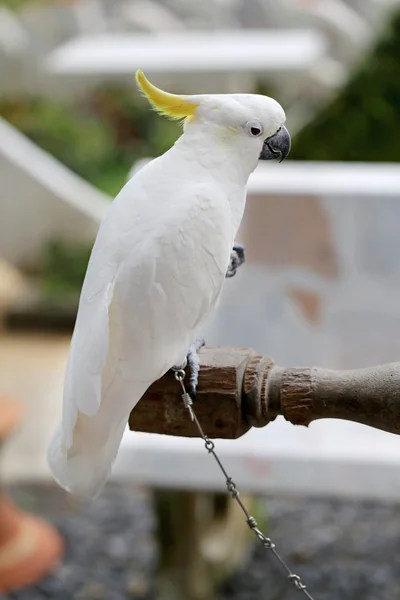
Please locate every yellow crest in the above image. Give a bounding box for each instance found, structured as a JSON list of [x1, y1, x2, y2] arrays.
[[135, 70, 198, 121]]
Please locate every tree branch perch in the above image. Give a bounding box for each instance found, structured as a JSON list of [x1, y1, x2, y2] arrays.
[[129, 346, 400, 439]]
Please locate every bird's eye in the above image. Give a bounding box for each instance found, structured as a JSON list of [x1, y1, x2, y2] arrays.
[[245, 121, 264, 138]]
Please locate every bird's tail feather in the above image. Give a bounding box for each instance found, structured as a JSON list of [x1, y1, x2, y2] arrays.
[[47, 384, 146, 500], [47, 420, 125, 500]]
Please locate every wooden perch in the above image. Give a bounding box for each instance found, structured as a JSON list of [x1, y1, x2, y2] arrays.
[[129, 346, 400, 439]]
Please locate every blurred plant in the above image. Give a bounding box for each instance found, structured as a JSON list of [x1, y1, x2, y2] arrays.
[[2, 0, 35, 10], [2, 98, 117, 188], [1, 87, 180, 196], [291, 9, 400, 162], [41, 240, 91, 299]]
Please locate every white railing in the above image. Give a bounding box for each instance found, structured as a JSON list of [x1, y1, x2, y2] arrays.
[[0, 117, 109, 267]]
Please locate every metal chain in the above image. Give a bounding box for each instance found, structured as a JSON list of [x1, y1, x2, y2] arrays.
[[173, 368, 316, 599]]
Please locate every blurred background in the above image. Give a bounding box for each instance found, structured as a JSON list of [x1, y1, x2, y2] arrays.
[[2, 0, 400, 599]]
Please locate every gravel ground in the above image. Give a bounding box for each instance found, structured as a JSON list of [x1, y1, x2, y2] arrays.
[[3, 482, 400, 600]]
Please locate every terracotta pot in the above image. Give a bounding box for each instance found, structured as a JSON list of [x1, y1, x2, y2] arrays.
[[0, 397, 64, 593]]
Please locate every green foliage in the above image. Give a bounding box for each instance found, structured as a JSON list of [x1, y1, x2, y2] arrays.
[[2, 98, 117, 182], [1, 86, 181, 196], [41, 240, 91, 299], [291, 10, 400, 162], [1, 0, 34, 10]]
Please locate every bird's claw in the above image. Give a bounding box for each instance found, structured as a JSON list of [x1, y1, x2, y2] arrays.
[[186, 337, 205, 398], [226, 243, 245, 278], [171, 337, 205, 399]]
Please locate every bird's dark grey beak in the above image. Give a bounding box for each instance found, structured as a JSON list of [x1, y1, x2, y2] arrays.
[[259, 125, 291, 162]]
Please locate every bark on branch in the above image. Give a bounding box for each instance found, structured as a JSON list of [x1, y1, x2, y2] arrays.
[[129, 346, 400, 439]]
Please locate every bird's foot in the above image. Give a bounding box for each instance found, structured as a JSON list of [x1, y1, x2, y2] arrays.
[[171, 337, 205, 399], [226, 243, 246, 278]]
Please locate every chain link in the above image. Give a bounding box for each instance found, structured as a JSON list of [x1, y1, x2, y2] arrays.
[[173, 369, 316, 599]]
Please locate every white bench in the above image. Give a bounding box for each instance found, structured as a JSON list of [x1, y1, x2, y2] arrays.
[[115, 418, 400, 501]]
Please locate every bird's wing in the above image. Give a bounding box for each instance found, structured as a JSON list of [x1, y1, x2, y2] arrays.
[[50, 165, 234, 497], [60, 216, 121, 444], [61, 172, 232, 447]]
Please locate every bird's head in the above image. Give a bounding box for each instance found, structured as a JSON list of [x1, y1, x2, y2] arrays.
[[135, 70, 290, 167]]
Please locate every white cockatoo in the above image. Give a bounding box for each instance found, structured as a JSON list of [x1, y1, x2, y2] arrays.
[[47, 71, 290, 499]]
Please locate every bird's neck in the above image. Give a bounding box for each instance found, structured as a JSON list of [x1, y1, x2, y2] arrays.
[[174, 126, 259, 188]]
